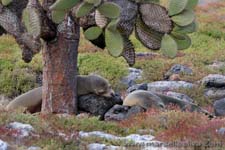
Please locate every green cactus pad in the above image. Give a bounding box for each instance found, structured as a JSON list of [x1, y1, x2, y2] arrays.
[[22, 8, 41, 38], [85, 0, 101, 6], [172, 10, 195, 26], [135, 17, 163, 50], [161, 34, 178, 58], [186, 0, 199, 10], [140, 0, 160, 4], [173, 21, 198, 34], [84, 26, 103, 40], [2, 0, 13, 6], [171, 32, 191, 50], [76, 2, 94, 18], [139, 3, 172, 34], [107, 19, 119, 31], [98, 2, 121, 19], [51, 10, 66, 24], [105, 29, 124, 57], [50, 0, 79, 11], [169, 0, 188, 16]]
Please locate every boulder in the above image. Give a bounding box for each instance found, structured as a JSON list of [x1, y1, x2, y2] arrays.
[[164, 64, 193, 80], [201, 74, 225, 88], [204, 88, 225, 100], [79, 131, 166, 149], [87, 143, 121, 150], [147, 81, 195, 92], [78, 94, 123, 119], [208, 61, 225, 71], [216, 128, 225, 136], [163, 91, 194, 103], [0, 139, 8, 150], [214, 98, 225, 116], [27, 146, 42, 150], [7, 122, 34, 138], [127, 83, 148, 93], [121, 67, 143, 87], [104, 105, 145, 121]]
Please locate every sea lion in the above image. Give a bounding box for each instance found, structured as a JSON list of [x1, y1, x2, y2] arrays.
[[6, 75, 115, 112]]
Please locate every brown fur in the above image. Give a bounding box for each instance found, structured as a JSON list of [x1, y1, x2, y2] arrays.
[[6, 75, 114, 112]]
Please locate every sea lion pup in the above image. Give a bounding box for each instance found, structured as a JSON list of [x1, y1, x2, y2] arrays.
[[6, 75, 115, 112], [123, 90, 213, 117], [123, 90, 165, 109]]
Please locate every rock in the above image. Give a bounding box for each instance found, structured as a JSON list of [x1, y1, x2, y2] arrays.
[[27, 146, 42, 150], [163, 91, 194, 103], [164, 64, 193, 80], [7, 122, 34, 138], [0, 139, 8, 150], [204, 88, 225, 99], [198, 0, 220, 6], [127, 83, 148, 93], [104, 105, 145, 121], [216, 128, 225, 135], [147, 81, 195, 92], [137, 129, 155, 135], [201, 74, 225, 88], [78, 94, 123, 119], [87, 143, 122, 150], [208, 61, 225, 71], [121, 67, 143, 87], [79, 131, 167, 150], [214, 98, 225, 116]]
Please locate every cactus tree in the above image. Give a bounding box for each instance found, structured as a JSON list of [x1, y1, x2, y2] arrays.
[[0, 0, 198, 114]]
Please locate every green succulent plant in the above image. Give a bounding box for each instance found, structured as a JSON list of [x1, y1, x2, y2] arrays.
[[20, 0, 199, 66]]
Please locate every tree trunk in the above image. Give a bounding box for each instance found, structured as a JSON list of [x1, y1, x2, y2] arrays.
[[42, 15, 80, 114]]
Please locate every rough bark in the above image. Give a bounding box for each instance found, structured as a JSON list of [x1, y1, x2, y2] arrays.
[[41, 15, 80, 114]]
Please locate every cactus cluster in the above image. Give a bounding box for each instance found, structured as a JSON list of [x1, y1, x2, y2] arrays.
[[18, 0, 198, 66], [161, 0, 198, 58], [80, 0, 198, 65]]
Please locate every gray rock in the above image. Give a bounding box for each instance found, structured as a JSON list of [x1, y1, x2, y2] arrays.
[[164, 64, 193, 80], [198, 0, 220, 6], [0, 139, 8, 150], [214, 98, 225, 116], [87, 143, 122, 150], [204, 88, 225, 99], [27, 146, 41, 150], [216, 128, 225, 135], [201, 74, 225, 88], [127, 83, 148, 93], [147, 81, 195, 92], [104, 105, 145, 121], [137, 129, 155, 135], [7, 122, 34, 138], [121, 67, 143, 87], [164, 91, 194, 103], [78, 94, 123, 119], [79, 131, 167, 150], [208, 61, 225, 71]]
